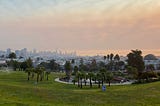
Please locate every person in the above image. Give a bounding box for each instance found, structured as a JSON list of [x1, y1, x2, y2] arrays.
[[102, 85, 106, 91]]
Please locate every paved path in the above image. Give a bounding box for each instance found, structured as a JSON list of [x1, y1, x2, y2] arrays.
[[55, 78, 134, 86]]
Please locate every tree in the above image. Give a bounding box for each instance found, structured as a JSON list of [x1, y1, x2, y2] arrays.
[[73, 66, 79, 75], [146, 64, 155, 71], [20, 61, 28, 71], [79, 72, 85, 88], [79, 58, 85, 71], [20, 58, 33, 71], [49, 59, 59, 71], [93, 73, 97, 84], [35, 67, 45, 82], [8, 52, 16, 59], [64, 61, 72, 80], [82, 71, 87, 86], [106, 71, 113, 87], [90, 59, 97, 72], [25, 68, 31, 81], [107, 54, 110, 61], [6, 60, 20, 71], [99, 68, 107, 86], [97, 72, 102, 88], [45, 71, 50, 81], [13, 61, 21, 71], [30, 68, 35, 79], [71, 59, 75, 64], [118, 61, 125, 70], [114, 54, 120, 62], [88, 72, 94, 88], [127, 50, 145, 79], [110, 53, 114, 61], [127, 66, 138, 79], [38, 60, 60, 71], [40, 67, 45, 81], [76, 71, 81, 87], [104, 56, 107, 63], [26, 58, 33, 68], [113, 54, 120, 70]]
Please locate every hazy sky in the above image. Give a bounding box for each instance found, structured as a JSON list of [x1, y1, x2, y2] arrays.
[[0, 0, 160, 53]]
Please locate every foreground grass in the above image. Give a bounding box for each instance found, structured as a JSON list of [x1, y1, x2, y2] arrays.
[[0, 71, 160, 106]]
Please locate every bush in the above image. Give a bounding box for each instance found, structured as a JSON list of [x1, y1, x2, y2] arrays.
[[133, 71, 159, 84]]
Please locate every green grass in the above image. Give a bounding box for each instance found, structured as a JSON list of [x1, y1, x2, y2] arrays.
[[0, 71, 160, 106]]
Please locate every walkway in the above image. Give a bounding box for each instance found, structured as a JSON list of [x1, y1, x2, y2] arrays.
[[55, 78, 134, 86]]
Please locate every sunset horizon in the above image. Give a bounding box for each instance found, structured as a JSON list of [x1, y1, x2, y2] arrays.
[[0, 0, 160, 56]]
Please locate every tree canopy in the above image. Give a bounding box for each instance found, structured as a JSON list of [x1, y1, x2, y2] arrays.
[[127, 50, 145, 77]]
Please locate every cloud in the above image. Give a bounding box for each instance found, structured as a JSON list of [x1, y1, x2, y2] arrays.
[[0, 0, 160, 51]]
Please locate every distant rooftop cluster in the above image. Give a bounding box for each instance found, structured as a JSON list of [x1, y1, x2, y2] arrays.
[[0, 48, 77, 59]]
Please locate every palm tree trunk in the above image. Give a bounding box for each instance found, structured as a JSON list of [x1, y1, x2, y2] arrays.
[[109, 80, 111, 87], [46, 74, 48, 81], [80, 78, 82, 88], [40, 74, 42, 81], [28, 72, 30, 81], [90, 76, 92, 88], [37, 74, 39, 83], [73, 80, 75, 85], [102, 78, 104, 86], [98, 80, 100, 88], [84, 79, 87, 86], [78, 77, 80, 87]]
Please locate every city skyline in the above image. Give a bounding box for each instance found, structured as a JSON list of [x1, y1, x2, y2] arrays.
[[1, 48, 160, 57], [0, 0, 160, 55]]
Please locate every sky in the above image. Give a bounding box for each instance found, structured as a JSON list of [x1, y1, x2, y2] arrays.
[[0, 0, 160, 56]]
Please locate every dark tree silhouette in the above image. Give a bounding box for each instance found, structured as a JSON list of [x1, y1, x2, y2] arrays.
[[127, 50, 145, 79]]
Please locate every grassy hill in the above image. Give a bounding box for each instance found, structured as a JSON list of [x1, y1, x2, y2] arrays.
[[0, 71, 160, 106]]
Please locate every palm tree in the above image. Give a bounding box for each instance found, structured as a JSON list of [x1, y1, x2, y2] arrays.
[[72, 77, 76, 85], [35, 67, 45, 82], [64, 61, 72, 81], [45, 71, 50, 81], [100, 68, 107, 86], [76, 71, 81, 87], [97, 72, 102, 88], [88, 72, 94, 88], [107, 54, 110, 61], [104, 56, 107, 63], [71, 59, 75, 64], [25, 68, 31, 81], [106, 71, 113, 87], [82, 71, 87, 86], [76, 71, 84, 88], [93, 73, 97, 84], [114, 54, 120, 62], [80, 72, 85, 89], [110, 53, 114, 61], [40, 67, 45, 81], [35, 68, 40, 83], [73, 66, 79, 75], [31, 68, 35, 79]]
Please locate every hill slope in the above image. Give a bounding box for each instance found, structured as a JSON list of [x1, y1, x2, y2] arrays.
[[0, 71, 160, 106]]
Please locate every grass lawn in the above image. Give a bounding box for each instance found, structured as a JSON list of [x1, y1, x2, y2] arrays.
[[0, 71, 160, 106]]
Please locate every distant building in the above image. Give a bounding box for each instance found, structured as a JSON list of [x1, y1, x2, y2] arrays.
[[6, 48, 11, 57], [144, 54, 160, 70]]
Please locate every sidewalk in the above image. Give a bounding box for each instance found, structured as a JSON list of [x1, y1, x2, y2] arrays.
[[55, 78, 134, 85]]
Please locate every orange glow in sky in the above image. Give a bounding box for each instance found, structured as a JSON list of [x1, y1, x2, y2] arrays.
[[0, 0, 160, 56]]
